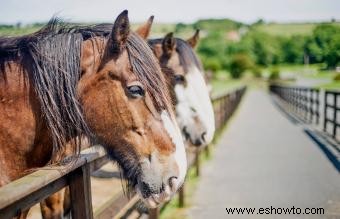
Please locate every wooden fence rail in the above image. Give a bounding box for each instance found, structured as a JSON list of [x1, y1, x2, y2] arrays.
[[0, 86, 247, 219], [269, 84, 339, 143]]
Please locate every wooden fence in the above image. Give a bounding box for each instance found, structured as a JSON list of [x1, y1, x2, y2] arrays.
[[269, 84, 339, 142], [0, 86, 247, 219]]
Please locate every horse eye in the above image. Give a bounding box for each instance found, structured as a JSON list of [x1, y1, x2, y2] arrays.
[[190, 107, 197, 113], [127, 85, 145, 98], [174, 75, 185, 84]]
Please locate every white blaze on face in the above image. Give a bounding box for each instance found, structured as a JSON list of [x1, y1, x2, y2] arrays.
[[160, 111, 187, 186], [174, 66, 215, 144]]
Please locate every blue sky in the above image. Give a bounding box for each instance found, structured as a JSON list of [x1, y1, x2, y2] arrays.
[[0, 0, 339, 24]]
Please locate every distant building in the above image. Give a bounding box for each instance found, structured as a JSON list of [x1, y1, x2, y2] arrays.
[[336, 66, 340, 73], [226, 30, 240, 42]]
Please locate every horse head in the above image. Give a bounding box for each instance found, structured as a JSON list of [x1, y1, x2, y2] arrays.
[[78, 11, 187, 207], [148, 30, 215, 147]]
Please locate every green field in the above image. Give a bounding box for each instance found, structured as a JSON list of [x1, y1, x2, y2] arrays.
[[0, 25, 42, 36], [2, 19, 339, 37], [254, 22, 340, 36], [255, 23, 317, 36]]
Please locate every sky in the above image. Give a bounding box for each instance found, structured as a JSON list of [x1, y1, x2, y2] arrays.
[[0, 0, 339, 24]]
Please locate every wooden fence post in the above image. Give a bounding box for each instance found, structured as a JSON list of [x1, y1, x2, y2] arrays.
[[178, 185, 185, 208], [195, 149, 200, 177], [204, 144, 210, 158], [69, 163, 93, 219], [149, 207, 159, 219]]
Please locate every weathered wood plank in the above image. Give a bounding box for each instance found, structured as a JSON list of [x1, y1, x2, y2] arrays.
[[0, 151, 105, 211], [0, 176, 67, 218], [94, 192, 137, 219], [148, 207, 159, 219], [69, 163, 93, 219]]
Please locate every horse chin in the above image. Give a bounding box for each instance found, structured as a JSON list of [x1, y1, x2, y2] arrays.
[[105, 147, 140, 189], [135, 184, 173, 208]]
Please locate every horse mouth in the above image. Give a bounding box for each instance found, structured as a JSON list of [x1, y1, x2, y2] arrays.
[[135, 184, 173, 208], [135, 176, 181, 208], [182, 126, 205, 146]]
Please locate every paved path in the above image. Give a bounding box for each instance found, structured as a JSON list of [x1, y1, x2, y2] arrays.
[[188, 90, 340, 219]]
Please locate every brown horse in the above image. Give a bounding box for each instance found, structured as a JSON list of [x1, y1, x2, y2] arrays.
[[147, 29, 215, 147], [0, 10, 187, 218]]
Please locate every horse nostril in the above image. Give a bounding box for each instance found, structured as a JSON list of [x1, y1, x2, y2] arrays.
[[193, 138, 202, 146], [140, 181, 153, 198], [168, 176, 178, 192], [201, 132, 207, 142], [182, 126, 190, 140]]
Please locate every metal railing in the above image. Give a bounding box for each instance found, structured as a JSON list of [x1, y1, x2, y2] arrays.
[[269, 84, 320, 124], [0, 86, 247, 219], [324, 91, 340, 140], [270, 84, 339, 142]]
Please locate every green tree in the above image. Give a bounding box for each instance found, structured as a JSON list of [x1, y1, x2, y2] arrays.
[[281, 35, 305, 64], [312, 24, 340, 68], [229, 54, 253, 78]]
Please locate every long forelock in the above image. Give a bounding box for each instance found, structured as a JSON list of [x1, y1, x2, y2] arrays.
[[126, 33, 173, 113]]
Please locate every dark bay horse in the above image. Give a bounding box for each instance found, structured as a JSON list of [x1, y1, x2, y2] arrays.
[[0, 10, 187, 217], [147, 28, 215, 147]]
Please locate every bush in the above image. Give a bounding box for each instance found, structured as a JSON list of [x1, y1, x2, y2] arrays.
[[229, 54, 253, 79], [202, 58, 222, 72], [334, 73, 340, 81], [269, 68, 280, 80], [251, 66, 262, 78]]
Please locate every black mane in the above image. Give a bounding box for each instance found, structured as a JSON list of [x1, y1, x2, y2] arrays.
[[0, 18, 91, 156]]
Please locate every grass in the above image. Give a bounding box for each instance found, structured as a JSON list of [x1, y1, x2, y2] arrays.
[[210, 70, 246, 96], [0, 23, 177, 37], [259, 63, 340, 90], [3, 21, 340, 38], [211, 79, 244, 97], [255, 23, 315, 36], [211, 64, 338, 91], [318, 81, 340, 90], [0, 26, 42, 36], [262, 64, 338, 83], [255, 22, 340, 37]]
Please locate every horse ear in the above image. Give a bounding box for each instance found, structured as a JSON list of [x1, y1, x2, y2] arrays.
[[136, 15, 154, 39], [110, 10, 130, 53], [187, 29, 200, 48], [162, 32, 175, 56]]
